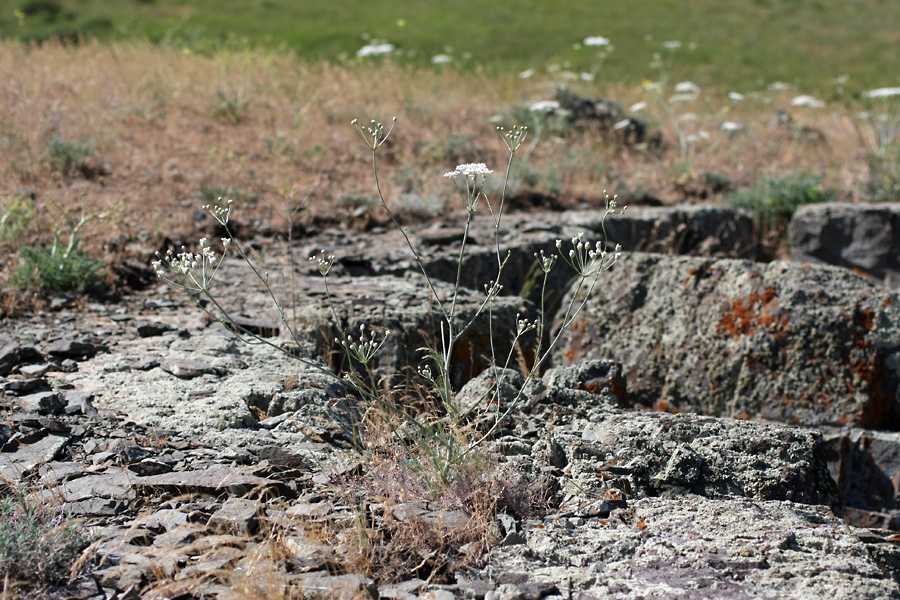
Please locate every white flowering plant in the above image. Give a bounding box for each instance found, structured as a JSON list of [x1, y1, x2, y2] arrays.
[[152, 117, 623, 481]]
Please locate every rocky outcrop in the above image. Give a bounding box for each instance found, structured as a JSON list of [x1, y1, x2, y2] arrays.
[[789, 202, 900, 282], [479, 495, 899, 600], [553, 253, 900, 429]]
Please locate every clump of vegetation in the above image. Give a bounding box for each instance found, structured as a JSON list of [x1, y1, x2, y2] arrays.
[[11, 213, 105, 293], [0, 196, 34, 243], [46, 136, 95, 177], [726, 170, 835, 225], [212, 89, 249, 124], [0, 487, 91, 591]]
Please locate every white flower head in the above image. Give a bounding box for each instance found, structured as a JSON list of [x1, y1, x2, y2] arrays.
[[431, 54, 453, 64], [728, 92, 745, 102], [864, 87, 900, 99], [791, 95, 824, 108], [357, 42, 394, 58], [583, 36, 610, 47], [720, 121, 745, 132], [629, 101, 647, 112], [662, 40, 682, 49], [674, 81, 701, 94], [529, 100, 560, 113], [444, 163, 493, 180], [519, 68, 535, 79]]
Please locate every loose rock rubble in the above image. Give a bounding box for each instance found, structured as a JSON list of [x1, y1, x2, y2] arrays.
[[2, 205, 900, 598]]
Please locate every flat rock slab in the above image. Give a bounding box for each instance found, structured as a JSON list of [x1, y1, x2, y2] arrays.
[[487, 495, 900, 599], [554, 253, 900, 429], [558, 408, 841, 513], [790, 202, 900, 281], [0, 432, 68, 480], [137, 466, 279, 495]]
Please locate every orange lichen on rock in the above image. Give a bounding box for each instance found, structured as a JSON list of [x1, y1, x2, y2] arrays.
[[717, 286, 789, 339]]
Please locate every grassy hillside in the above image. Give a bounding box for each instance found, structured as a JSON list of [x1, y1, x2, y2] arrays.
[[2, 0, 899, 93]]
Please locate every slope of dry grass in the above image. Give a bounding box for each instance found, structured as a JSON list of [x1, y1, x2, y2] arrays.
[[0, 40, 893, 312]]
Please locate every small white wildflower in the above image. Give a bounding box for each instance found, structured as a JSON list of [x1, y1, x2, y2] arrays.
[[580, 72, 595, 82], [356, 42, 394, 58], [791, 95, 824, 108], [629, 101, 647, 112], [431, 54, 453, 64], [583, 36, 610, 47], [674, 81, 700, 94], [444, 163, 493, 179], [720, 121, 745, 132], [728, 92, 745, 102], [662, 40, 682, 49], [519, 68, 535, 79], [864, 87, 900, 99], [529, 100, 560, 113]]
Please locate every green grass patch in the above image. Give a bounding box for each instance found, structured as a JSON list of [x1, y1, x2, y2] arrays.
[[0, 488, 91, 590], [2, 0, 899, 93]]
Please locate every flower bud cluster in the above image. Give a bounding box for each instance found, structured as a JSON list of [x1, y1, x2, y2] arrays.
[[308, 251, 336, 277], [337, 324, 391, 364], [202, 198, 233, 226], [516, 314, 539, 335], [556, 233, 622, 278], [534, 249, 557, 274], [152, 236, 230, 292], [352, 117, 397, 151], [497, 125, 528, 153]]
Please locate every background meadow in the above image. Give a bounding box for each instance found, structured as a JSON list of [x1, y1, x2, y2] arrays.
[[0, 0, 898, 309]]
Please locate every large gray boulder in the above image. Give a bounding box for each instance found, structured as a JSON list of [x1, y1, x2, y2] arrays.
[[789, 202, 900, 282], [552, 253, 900, 428], [483, 495, 900, 599]]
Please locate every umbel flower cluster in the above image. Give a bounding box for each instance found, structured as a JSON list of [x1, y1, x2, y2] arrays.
[[152, 236, 231, 293]]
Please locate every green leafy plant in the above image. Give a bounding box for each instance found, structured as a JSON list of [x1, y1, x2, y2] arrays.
[[0, 196, 34, 243], [0, 487, 90, 591], [11, 213, 105, 293], [725, 170, 835, 225], [212, 89, 249, 124], [46, 136, 94, 177]]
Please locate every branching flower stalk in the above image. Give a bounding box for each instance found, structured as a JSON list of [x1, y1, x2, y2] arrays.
[[152, 199, 348, 389]]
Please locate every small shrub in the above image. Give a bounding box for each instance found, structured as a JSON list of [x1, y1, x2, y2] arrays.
[[10, 213, 105, 294], [46, 136, 94, 177], [725, 170, 835, 225], [0, 488, 90, 590], [866, 152, 900, 202], [17, 0, 61, 19], [0, 196, 34, 243], [212, 89, 249, 124]]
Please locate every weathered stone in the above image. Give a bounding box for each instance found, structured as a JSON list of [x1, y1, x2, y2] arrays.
[[0, 433, 68, 480], [208, 497, 261, 534], [63, 390, 98, 417], [137, 466, 279, 495], [789, 202, 900, 281], [18, 390, 65, 414], [543, 359, 627, 406], [296, 572, 377, 600], [554, 253, 900, 428], [47, 338, 105, 358], [485, 495, 900, 599], [225, 314, 279, 338], [64, 497, 126, 517], [136, 322, 172, 338], [292, 274, 537, 389], [0, 340, 41, 376], [554, 408, 841, 513], [159, 357, 217, 379]]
